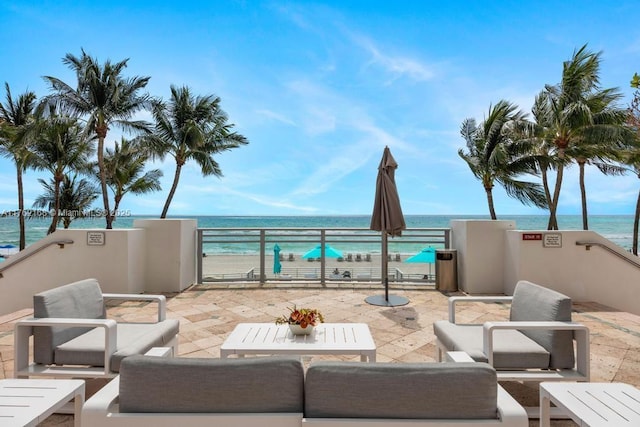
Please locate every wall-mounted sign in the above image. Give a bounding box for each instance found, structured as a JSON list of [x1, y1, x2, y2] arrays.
[[543, 233, 562, 248], [522, 233, 543, 241], [87, 231, 105, 246]]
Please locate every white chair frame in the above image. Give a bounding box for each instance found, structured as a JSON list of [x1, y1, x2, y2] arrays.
[[14, 293, 178, 379], [435, 295, 590, 383]]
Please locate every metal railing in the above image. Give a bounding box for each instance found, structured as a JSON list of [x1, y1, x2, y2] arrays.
[[576, 240, 640, 269], [0, 239, 74, 278], [197, 227, 450, 285]]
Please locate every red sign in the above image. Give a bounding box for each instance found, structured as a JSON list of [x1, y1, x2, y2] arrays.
[[522, 233, 542, 241]]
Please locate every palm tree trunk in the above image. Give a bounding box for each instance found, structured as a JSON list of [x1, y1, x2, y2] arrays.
[[541, 166, 552, 215], [16, 166, 26, 250], [112, 194, 122, 223], [485, 187, 497, 220], [47, 177, 62, 234], [634, 188, 640, 256], [161, 163, 183, 218], [97, 133, 113, 229], [578, 160, 589, 230], [548, 164, 564, 230]]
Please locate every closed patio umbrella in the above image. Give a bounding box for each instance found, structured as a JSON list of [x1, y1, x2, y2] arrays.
[[365, 146, 408, 307], [273, 244, 282, 274]]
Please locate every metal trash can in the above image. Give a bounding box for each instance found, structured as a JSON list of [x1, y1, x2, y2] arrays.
[[435, 249, 458, 292]]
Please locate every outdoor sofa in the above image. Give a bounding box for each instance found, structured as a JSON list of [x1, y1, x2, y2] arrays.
[[82, 352, 527, 427], [14, 278, 179, 379]]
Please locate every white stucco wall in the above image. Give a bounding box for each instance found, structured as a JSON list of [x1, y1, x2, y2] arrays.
[[133, 218, 196, 293], [0, 228, 146, 315], [504, 230, 640, 315], [451, 220, 516, 293]]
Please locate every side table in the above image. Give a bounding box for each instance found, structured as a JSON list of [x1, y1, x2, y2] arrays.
[[540, 381, 640, 426], [0, 379, 85, 427]]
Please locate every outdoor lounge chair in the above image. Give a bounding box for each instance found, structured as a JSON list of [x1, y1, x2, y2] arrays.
[[14, 278, 179, 379], [433, 280, 589, 383]]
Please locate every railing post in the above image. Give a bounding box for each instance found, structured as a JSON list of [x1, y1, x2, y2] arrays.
[[320, 230, 326, 285], [197, 229, 203, 284], [260, 230, 266, 285]]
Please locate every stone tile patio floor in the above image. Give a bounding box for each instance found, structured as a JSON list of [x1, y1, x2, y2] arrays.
[[1, 284, 639, 426]]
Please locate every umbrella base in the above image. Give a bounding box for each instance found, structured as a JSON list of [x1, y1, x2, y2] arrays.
[[365, 294, 409, 307]]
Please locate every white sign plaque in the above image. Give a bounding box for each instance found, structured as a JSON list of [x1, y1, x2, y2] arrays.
[[543, 233, 562, 248], [87, 231, 105, 246]]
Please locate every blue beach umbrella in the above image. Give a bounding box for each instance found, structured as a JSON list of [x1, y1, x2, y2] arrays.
[[405, 247, 436, 263], [302, 244, 343, 259], [405, 247, 436, 277], [0, 244, 17, 257], [273, 244, 282, 274]]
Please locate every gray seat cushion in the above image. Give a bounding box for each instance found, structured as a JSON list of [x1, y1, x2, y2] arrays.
[[54, 320, 180, 372], [119, 356, 304, 413], [33, 278, 106, 364], [304, 361, 498, 419], [510, 280, 575, 369], [433, 321, 550, 369]]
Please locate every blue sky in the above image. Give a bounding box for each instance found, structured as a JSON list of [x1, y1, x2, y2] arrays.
[[1, 1, 639, 216]]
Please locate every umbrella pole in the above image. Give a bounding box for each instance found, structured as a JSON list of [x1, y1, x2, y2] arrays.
[[382, 232, 388, 302], [365, 232, 408, 307]]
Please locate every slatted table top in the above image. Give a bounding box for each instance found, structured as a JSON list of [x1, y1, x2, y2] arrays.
[[220, 322, 376, 361]]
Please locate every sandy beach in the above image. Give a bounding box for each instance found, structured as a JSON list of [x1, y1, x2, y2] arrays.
[[201, 253, 434, 282]]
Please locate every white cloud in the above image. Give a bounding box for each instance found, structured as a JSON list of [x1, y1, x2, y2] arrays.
[[255, 109, 297, 126], [350, 33, 436, 84]]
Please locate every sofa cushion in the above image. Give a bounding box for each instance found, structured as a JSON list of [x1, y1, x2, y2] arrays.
[[118, 356, 304, 413], [54, 320, 179, 372], [510, 280, 575, 369], [433, 320, 550, 369], [304, 361, 497, 419], [33, 278, 106, 365]]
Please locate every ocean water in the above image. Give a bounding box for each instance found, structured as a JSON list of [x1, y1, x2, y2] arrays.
[[0, 214, 636, 256]]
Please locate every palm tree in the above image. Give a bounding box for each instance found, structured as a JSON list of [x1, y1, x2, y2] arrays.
[[33, 174, 99, 229], [626, 75, 640, 254], [537, 45, 635, 230], [0, 83, 37, 250], [42, 50, 150, 229], [459, 100, 547, 219], [31, 113, 93, 234], [102, 137, 163, 220], [147, 85, 248, 218]]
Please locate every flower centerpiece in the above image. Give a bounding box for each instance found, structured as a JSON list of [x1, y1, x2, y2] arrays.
[[275, 306, 324, 335]]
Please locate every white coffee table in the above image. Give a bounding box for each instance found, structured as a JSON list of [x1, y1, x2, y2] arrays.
[[221, 322, 376, 362], [540, 382, 640, 426], [0, 379, 85, 427]]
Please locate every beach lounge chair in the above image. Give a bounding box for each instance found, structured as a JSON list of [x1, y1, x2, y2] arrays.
[[355, 254, 362, 262], [395, 253, 401, 262], [288, 253, 295, 261], [14, 278, 179, 379], [346, 254, 353, 262], [364, 253, 371, 262], [433, 281, 590, 400]]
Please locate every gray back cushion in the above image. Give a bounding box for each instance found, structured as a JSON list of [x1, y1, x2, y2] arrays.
[[305, 361, 497, 419], [119, 356, 304, 413], [510, 280, 574, 369], [33, 278, 106, 364]]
